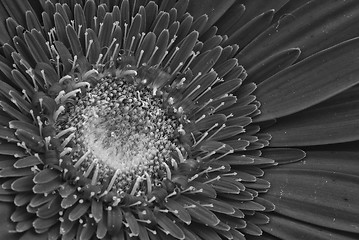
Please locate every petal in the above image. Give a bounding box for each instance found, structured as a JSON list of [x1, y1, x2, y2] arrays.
[[0, 202, 20, 240], [263, 213, 359, 240], [237, 0, 359, 68], [187, 0, 236, 33], [0, 0, 34, 27], [266, 92, 359, 146], [245, 48, 301, 84], [264, 151, 359, 235], [255, 37, 359, 122], [224, 9, 275, 47]]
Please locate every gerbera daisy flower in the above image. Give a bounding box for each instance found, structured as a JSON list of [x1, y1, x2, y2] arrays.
[[0, 0, 358, 240]]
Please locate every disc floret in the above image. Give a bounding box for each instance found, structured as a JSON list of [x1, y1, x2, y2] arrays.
[[57, 70, 182, 197]]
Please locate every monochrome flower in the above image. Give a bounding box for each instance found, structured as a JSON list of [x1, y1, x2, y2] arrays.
[[0, 1, 358, 240]]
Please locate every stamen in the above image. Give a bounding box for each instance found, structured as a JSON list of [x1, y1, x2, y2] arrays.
[[144, 172, 152, 193], [130, 175, 143, 195], [136, 50, 144, 67], [196, 99, 213, 113], [171, 62, 184, 74], [93, 16, 98, 32], [215, 149, 234, 161], [164, 47, 179, 68], [86, 40, 93, 59], [183, 51, 200, 71], [188, 166, 212, 182], [203, 175, 221, 184], [29, 110, 36, 123], [56, 56, 60, 76], [193, 132, 208, 147], [45, 41, 53, 59], [61, 132, 76, 148], [91, 164, 99, 185], [74, 82, 91, 89], [212, 101, 225, 113], [60, 147, 72, 157], [129, 36, 136, 53], [96, 54, 103, 67], [85, 31, 89, 52], [71, 55, 78, 70], [171, 158, 178, 170], [110, 43, 120, 63], [147, 46, 159, 64], [137, 32, 146, 51], [106, 169, 121, 192], [164, 190, 177, 201], [162, 162, 171, 180], [156, 50, 168, 68], [59, 75, 72, 84], [74, 150, 91, 168], [123, 23, 128, 48], [98, 23, 104, 39], [175, 147, 185, 163], [194, 86, 212, 101], [55, 126, 76, 139], [185, 84, 201, 99], [38, 98, 44, 112], [206, 124, 226, 140], [22, 90, 31, 102], [102, 38, 117, 62], [195, 114, 206, 123], [128, 201, 142, 207], [41, 71, 49, 88], [84, 159, 98, 178], [55, 90, 66, 104], [54, 106, 65, 121], [37, 116, 43, 137], [77, 25, 82, 37], [48, 32, 53, 46], [167, 35, 177, 50], [25, 69, 38, 91], [61, 89, 81, 102]]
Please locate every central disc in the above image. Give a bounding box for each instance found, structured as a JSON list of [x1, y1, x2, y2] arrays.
[[59, 76, 179, 194]]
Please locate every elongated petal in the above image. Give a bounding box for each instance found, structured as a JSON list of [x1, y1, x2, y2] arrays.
[[237, 0, 359, 67], [267, 95, 359, 146], [264, 151, 359, 234], [255, 37, 359, 121]]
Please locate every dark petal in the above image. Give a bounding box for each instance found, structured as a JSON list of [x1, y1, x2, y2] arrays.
[[272, 0, 312, 22], [260, 148, 306, 165], [237, 0, 359, 68], [0, 0, 34, 27], [0, 202, 20, 240], [164, 198, 191, 225], [255, 37, 359, 122], [19, 230, 48, 240], [176, 195, 220, 227], [68, 201, 90, 221], [245, 48, 301, 84], [187, 0, 236, 33], [267, 93, 359, 146], [262, 213, 359, 240], [224, 9, 274, 47], [11, 175, 34, 192], [223, 0, 288, 35], [155, 211, 185, 239], [264, 151, 359, 235]]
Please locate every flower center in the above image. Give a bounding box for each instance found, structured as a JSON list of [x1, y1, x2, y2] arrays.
[[58, 76, 180, 195]]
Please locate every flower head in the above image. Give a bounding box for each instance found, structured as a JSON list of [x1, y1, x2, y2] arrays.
[[0, 1, 358, 240]]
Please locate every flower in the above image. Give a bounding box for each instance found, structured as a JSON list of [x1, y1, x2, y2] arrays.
[[0, 0, 358, 240]]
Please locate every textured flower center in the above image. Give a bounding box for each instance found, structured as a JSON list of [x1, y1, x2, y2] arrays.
[[58, 76, 180, 194]]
